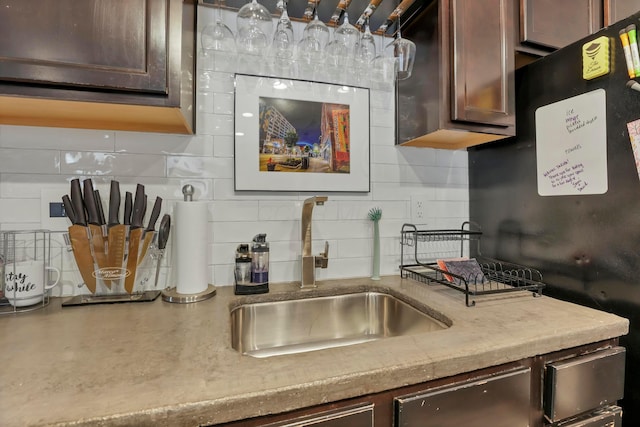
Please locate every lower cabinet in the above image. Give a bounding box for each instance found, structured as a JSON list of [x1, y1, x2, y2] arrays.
[[395, 368, 531, 427], [213, 339, 623, 427], [543, 346, 625, 426], [261, 404, 374, 427]]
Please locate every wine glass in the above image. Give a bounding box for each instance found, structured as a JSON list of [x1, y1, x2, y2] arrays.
[[355, 16, 376, 71], [325, 12, 360, 81], [332, 12, 359, 55], [297, 4, 329, 79], [371, 34, 396, 88], [201, 0, 236, 53], [271, 0, 295, 64], [302, 5, 330, 49], [385, 18, 415, 80], [236, 0, 273, 55]]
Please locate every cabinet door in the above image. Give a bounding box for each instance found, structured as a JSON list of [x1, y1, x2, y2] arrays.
[[451, 0, 514, 128], [262, 403, 374, 427], [604, 0, 640, 25], [521, 0, 603, 49], [395, 368, 531, 427], [0, 0, 168, 94]]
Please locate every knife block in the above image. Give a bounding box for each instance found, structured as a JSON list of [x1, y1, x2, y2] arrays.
[[63, 228, 161, 304]]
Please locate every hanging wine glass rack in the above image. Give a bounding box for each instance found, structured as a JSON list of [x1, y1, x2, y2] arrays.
[[400, 222, 546, 307]]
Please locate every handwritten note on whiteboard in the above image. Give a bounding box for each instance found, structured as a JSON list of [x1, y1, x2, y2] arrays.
[[535, 89, 607, 196]]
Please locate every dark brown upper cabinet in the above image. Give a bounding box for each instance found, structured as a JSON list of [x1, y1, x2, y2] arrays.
[[0, 0, 195, 134], [520, 0, 603, 50], [604, 0, 640, 25], [397, 0, 515, 150]]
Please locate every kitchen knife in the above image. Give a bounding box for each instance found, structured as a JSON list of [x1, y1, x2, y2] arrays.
[[124, 184, 146, 294], [62, 194, 76, 225], [68, 178, 97, 293], [152, 214, 171, 289], [83, 179, 109, 286], [376, 0, 415, 33], [138, 196, 162, 266], [93, 187, 112, 288], [107, 181, 128, 285]]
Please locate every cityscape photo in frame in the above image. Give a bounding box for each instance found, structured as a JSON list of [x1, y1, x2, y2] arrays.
[[234, 74, 370, 192]]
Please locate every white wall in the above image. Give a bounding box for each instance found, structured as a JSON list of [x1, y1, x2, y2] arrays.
[[0, 7, 469, 297]]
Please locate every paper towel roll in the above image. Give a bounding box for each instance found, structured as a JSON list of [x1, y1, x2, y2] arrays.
[[174, 201, 209, 294]]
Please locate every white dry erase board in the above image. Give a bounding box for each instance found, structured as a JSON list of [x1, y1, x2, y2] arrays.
[[535, 89, 607, 196]]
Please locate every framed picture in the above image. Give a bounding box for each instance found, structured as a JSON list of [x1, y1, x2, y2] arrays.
[[234, 74, 370, 192]]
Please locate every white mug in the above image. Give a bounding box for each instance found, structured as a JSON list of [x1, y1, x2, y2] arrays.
[[4, 260, 61, 307]]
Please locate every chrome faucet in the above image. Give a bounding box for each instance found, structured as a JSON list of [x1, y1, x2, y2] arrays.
[[301, 196, 329, 288]]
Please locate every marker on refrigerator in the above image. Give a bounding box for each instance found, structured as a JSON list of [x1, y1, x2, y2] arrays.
[[619, 29, 636, 78], [627, 80, 640, 93], [626, 24, 640, 76]]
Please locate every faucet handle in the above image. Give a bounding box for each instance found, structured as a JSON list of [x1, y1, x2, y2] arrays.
[[315, 241, 329, 268]]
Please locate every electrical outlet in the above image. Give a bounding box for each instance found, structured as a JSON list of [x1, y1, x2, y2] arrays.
[[410, 195, 429, 224], [49, 202, 66, 218]]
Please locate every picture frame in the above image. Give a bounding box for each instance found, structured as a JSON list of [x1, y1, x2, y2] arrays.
[[234, 74, 371, 192]]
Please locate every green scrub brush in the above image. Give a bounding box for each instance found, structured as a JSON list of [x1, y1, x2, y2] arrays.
[[368, 207, 382, 280]]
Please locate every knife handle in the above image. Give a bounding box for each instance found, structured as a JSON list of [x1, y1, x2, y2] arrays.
[[124, 191, 133, 226], [146, 197, 163, 232], [70, 178, 87, 226], [108, 181, 121, 227], [62, 195, 77, 225], [83, 179, 100, 226], [94, 190, 106, 226], [131, 184, 146, 229]]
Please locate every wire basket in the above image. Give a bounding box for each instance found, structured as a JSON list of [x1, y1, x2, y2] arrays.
[[0, 230, 57, 314]]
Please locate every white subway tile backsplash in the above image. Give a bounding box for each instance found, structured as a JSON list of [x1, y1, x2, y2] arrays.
[[370, 108, 395, 128], [210, 71, 236, 93], [0, 125, 114, 151], [336, 237, 370, 258], [397, 146, 438, 166], [167, 155, 233, 179], [213, 135, 235, 158], [198, 90, 215, 113], [61, 152, 166, 177], [213, 220, 298, 243], [369, 126, 395, 147], [0, 11, 470, 292], [115, 132, 214, 157], [258, 200, 300, 221], [213, 92, 234, 115], [370, 89, 395, 110], [198, 113, 234, 136], [371, 163, 401, 183], [435, 186, 468, 201], [0, 174, 70, 198], [212, 200, 260, 221], [0, 198, 41, 223], [0, 148, 60, 174], [436, 148, 469, 168]]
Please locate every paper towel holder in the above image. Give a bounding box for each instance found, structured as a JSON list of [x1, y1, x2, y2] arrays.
[[161, 284, 217, 303], [161, 183, 217, 304]]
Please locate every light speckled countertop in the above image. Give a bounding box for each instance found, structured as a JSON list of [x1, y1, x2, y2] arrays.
[[0, 276, 629, 427]]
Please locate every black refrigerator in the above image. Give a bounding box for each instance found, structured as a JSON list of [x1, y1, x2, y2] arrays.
[[469, 12, 640, 426]]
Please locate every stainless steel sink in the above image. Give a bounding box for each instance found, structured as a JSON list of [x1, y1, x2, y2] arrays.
[[230, 291, 449, 358]]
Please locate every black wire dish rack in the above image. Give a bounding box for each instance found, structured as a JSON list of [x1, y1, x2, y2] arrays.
[[400, 222, 546, 307]]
